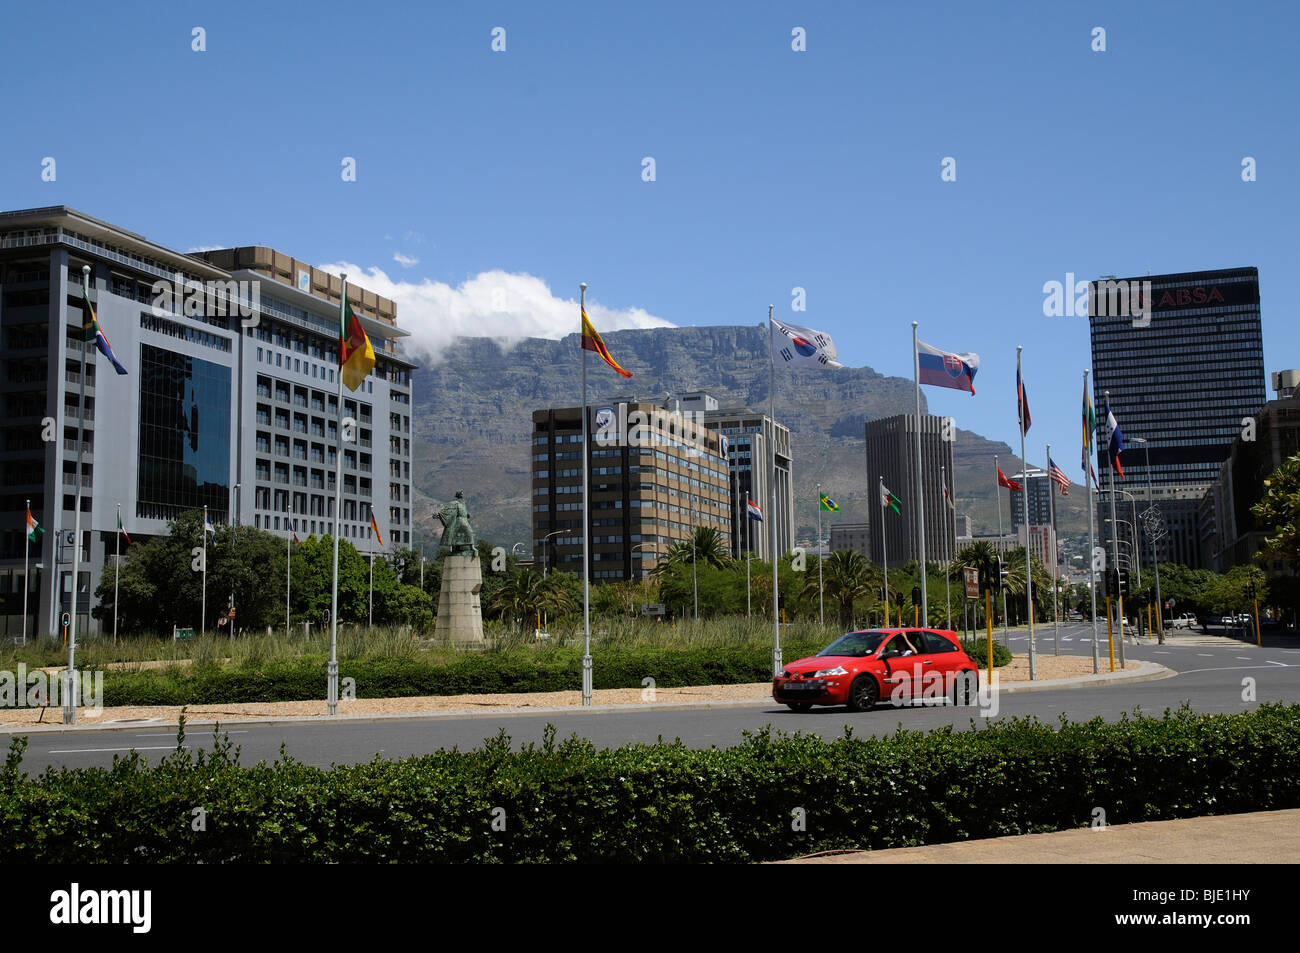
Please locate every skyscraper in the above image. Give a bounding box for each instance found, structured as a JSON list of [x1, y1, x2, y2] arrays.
[[865, 414, 955, 568], [1089, 267, 1266, 568]]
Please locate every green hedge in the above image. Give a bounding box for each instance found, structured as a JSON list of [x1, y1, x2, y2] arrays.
[[3, 704, 1298, 862], [960, 639, 1014, 668], [95, 642, 831, 707]]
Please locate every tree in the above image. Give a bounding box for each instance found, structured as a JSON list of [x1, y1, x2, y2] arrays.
[[485, 569, 575, 628], [651, 526, 733, 577], [799, 550, 876, 627]]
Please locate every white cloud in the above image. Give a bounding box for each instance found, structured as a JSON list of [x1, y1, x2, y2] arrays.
[[392, 252, 420, 268], [317, 264, 674, 363], [186, 245, 225, 253]]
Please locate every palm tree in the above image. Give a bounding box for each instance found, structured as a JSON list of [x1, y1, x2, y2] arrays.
[[485, 569, 574, 628], [800, 549, 878, 628], [651, 526, 733, 577]]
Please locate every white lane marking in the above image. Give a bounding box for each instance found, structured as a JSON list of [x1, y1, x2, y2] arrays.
[[49, 745, 189, 754], [1197, 653, 1214, 657], [1236, 657, 1252, 660], [120, 731, 249, 738], [1154, 651, 1171, 655], [1267, 660, 1287, 667], [1177, 664, 1297, 675]]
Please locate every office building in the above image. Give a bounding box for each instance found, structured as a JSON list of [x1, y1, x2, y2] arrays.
[[1200, 381, 1300, 573], [677, 392, 794, 562], [865, 414, 955, 568], [828, 523, 871, 559], [531, 400, 731, 581], [0, 207, 415, 638], [1008, 468, 1053, 532], [1089, 267, 1266, 568]]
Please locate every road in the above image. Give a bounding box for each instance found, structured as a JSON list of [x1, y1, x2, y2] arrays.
[[8, 624, 1300, 773]]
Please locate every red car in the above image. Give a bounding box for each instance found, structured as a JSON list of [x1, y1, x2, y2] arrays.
[[772, 628, 979, 712]]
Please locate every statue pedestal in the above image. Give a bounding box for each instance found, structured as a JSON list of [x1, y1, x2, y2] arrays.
[[437, 553, 484, 643]]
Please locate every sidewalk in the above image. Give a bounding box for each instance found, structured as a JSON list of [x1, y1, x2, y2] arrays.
[[783, 809, 1300, 863]]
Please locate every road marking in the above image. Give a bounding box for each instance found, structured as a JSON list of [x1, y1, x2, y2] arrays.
[[49, 745, 189, 754], [1197, 653, 1214, 657], [1236, 657, 1252, 660], [1267, 660, 1288, 667], [1154, 651, 1171, 655], [120, 731, 248, 738], [1177, 664, 1296, 675]]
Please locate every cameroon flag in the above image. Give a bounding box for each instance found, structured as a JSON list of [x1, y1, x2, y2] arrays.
[[340, 295, 375, 391]]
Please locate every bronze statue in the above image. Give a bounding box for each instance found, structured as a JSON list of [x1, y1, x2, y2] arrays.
[[437, 491, 477, 555]]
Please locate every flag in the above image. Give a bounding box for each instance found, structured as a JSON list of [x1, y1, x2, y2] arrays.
[[1017, 364, 1032, 435], [370, 511, 385, 547], [1082, 382, 1097, 472], [80, 282, 128, 375], [997, 466, 1022, 492], [770, 317, 843, 369], [881, 483, 901, 514], [1105, 398, 1126, 478], [819, 493, 839, 512], [917, 340, 979, 395], [581, 306, 633, 378], [1087, 458, 1100, 492], [746, 499, 764, 521], [943, 483, 955, 510], [117, 511, 131, 545], [204, 512, 216, 543], [26, 505, 44, 543], [718, 434, 728, 460], [1048, 458, 1070, 496], [340, 295, 376, 391]]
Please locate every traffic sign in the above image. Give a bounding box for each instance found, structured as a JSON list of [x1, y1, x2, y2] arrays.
[[963, 567, 979, 599]]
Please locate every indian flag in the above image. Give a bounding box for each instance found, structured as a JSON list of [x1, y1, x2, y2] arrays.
[[26, 505, 43, 543], [340, 294, 376, 392]]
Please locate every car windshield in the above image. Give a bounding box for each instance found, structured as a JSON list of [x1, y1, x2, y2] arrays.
[[818, 632, 890, 657]]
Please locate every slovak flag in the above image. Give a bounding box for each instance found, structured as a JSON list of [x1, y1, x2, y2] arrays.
[[1105, 398, 1125, 478], [917, 340, 979, 395], [746, 499, 764, 522]]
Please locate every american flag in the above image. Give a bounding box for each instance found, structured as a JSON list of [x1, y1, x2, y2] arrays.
[[1048, 458, 1070, 495]]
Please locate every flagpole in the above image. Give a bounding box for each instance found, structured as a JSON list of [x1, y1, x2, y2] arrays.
[[768, 306, 781, 676], [1019, 347, 1036, 680], [1048, 444, 1059, 656], [286, 501, 292, 636], [879, 476, 889, 627], [911, 322, 927, 624], [1105, 390, 1126, 669], [816, 483, 824, 626], [745, 490, 751, 617], [1085, 372, 1100, 673], [994, 453, 1008, 648], [328, 275, 347, 715], [202, 504, 208, 638], [64, 267, 94, 723], [580, 283, 592, 706], [368, 505, 375, 628], [114, 502, 121, 646], [941, 465, 951, 629], [22, 500, 30, 646]]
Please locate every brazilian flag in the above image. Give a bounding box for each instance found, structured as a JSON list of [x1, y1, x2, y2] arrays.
[[819, 493, 839, 512]]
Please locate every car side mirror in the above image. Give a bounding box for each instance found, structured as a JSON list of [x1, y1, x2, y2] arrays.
[[881, 650, 900, 660]]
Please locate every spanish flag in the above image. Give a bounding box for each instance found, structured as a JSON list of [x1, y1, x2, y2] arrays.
[[340, 295, 375, 392], [370, 510, 385, 548], [581, 306, 632, 379]]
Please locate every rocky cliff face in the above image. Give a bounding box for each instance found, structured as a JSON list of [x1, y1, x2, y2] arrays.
[[408, 325, 1088, 552]]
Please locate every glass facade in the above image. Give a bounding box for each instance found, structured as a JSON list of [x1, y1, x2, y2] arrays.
[[137, 344, 231, 520]]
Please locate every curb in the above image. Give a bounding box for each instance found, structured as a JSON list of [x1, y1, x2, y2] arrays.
[[0, 662, 1176, 735]]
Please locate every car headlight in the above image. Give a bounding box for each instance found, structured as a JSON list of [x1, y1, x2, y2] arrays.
[[777, 670, 789, 679], [813, 666, 847, 677]]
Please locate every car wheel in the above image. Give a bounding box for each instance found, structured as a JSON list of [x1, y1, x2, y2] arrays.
[[786, 702, 812, 713], [846, 675, 879, 712], [952, 669, 977, 706]]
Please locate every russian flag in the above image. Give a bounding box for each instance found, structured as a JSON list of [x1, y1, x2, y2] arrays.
[[746, 499, 764, 522], [917, 340, 978, 395]]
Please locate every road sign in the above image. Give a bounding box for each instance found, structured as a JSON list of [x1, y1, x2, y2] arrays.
[[1165, 599, 1174, 609], [963, 567, 979, 599], [640, 603, 665, 616]]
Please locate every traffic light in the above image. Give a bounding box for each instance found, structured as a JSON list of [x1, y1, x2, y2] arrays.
[[1120, 571, 1130, 600], [911, 586, 922, 606]]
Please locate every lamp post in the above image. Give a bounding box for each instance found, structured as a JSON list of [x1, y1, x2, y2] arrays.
[[815, 482, 824, 626], [540, 530, 565, 579], [1129, 436, 1164, 642]]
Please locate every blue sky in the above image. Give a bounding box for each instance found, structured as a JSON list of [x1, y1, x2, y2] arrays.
[[6, 0, 1296, 472]]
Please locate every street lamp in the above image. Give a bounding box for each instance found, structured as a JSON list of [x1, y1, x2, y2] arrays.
[[1129, 436, 1164, 641], [539, 530, 565, 578]]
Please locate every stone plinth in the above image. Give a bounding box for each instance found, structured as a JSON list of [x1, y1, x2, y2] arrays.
[[436, 552, 485, 642]]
